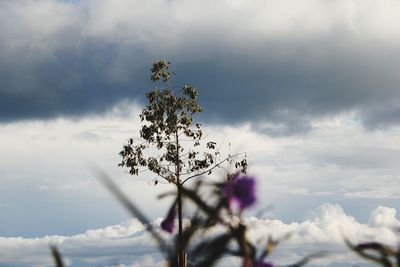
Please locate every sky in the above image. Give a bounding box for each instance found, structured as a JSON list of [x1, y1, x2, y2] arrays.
[[1, 0, 400, 266]]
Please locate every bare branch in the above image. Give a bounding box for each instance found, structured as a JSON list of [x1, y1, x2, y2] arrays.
[[181, 152, 244, 185]]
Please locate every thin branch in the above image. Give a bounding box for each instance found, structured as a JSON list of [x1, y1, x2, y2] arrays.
[[139, 166, 176, 184], [181, 152, 244, 185]]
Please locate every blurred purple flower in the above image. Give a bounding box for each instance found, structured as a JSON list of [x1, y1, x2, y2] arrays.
[[161, 205, 176, 233], [254, 260, 275, 267], [223, 174, 256, 209]]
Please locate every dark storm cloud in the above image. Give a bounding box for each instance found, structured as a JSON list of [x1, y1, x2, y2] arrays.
[[2, 0, 400, 135], [153, 41, 400, 135], [361, 105, 400, 130], [0, 31, 152, 121]]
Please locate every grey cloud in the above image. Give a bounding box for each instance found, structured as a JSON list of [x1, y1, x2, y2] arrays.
[[72, 131, 107, 142], [0, 202, 12, 208], [251, 113, 312, 137], [309, 146, 400, 170], [2, 0, 400, 135], [361, 105, 400, 130]]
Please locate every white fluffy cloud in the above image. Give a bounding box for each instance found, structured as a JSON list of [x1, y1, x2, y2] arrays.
[[1, 107, 400, 237], [0, 218, 159, 266], [0, 203, 398, 266]]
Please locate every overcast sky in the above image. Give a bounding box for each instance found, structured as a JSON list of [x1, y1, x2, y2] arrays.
[[1, 0, 400, 266]]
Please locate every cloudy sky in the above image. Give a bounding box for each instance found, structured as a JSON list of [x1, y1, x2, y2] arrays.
[[1, 0, 400, 266]]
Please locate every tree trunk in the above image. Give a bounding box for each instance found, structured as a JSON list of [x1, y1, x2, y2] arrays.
[[176, 130, 186, 267]]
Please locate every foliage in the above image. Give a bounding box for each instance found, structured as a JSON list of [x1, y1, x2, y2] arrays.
[[118, 60, 247, 185]]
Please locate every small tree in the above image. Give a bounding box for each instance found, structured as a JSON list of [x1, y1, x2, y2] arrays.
[[119, 60, 247, 267]]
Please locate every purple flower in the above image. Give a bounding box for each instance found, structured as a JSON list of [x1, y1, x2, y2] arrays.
[[254, 260, 275, 267], [223, 174, 256, 209], [161, 205, 176, 233]]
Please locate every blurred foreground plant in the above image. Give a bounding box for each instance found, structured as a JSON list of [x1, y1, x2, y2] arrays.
[[88, 169, 321, 267], [346, 237, 400, 267]]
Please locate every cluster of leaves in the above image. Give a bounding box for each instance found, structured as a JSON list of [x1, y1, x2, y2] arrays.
[[118, 60, 247, 185]]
